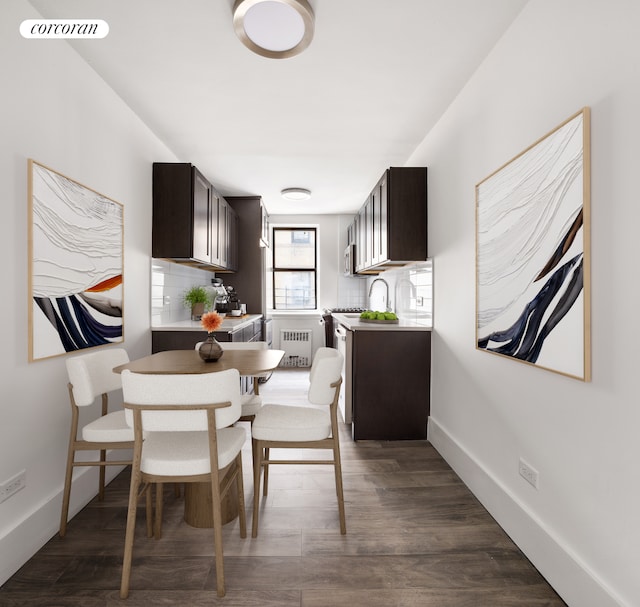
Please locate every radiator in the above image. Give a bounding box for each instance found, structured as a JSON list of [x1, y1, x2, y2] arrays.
[[279, 329, 312, 367]]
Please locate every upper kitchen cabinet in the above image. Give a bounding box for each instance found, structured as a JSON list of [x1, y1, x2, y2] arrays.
[[215, 196, 239, 272], [152, 162, 236, 271], [225, 196, 268, 316], [354, 167, 427, 274], [260, 200, 270, 248]]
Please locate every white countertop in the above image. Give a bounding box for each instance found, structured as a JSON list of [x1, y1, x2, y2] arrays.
[[332, 313, 432, 332], [152, 314, 263, 333]]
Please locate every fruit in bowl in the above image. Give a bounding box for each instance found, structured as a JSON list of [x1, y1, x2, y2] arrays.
[[359, 310, 398, 321]]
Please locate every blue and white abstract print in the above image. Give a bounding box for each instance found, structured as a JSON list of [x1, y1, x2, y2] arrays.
[[476, 110, 590, 380]]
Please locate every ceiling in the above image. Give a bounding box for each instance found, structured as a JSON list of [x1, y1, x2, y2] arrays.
[[29, 0, 528, 215]]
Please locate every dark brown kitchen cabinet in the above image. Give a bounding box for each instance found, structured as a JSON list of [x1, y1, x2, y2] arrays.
[[354, 167, 427, 274], [260, 201, 270, 248], [227, 204, 239, 271], [151, 329, 240, 353], [225, 196, 268, 316], [347, 218, 356, 246], [152, 162, 236, 271], [350, 329, 431, 440], [215, 197, 239, 272], [355, 203, 369, 271]]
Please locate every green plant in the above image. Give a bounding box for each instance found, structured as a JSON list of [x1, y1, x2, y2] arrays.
[[183, 285, 211, 308]]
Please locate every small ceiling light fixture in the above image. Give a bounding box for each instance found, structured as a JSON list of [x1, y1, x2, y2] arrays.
[[281, 187, 312, 201], [233, 0, 315, 59]]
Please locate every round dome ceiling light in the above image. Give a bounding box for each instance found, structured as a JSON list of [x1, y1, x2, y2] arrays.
[[233, 0, 315, 59], [281, 187, 311, 200]]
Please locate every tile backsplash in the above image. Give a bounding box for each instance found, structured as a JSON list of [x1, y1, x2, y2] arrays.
[[151, 259, 216, 325], [152, 257, 433, 327], [336, 274, 368, 309], [368, 260, 433, 326]]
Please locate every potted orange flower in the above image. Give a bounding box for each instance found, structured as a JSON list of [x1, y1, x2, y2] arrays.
[[198, 311, 224, 362]]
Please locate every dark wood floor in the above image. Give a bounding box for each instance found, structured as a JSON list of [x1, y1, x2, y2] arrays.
[[0, 369, 566, 606]]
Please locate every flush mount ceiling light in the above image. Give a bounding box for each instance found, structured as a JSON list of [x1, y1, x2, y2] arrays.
[[281, 187, 311, 200], [233, 0, 314, 59]]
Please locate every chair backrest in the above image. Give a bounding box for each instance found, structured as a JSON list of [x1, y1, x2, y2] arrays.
[[121, 368, 241, 431], [308, 347, 344, 406], [66, 348, 130, 407]]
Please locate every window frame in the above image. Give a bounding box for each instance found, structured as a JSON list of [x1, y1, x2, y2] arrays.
[[271, 227, 318, 310]]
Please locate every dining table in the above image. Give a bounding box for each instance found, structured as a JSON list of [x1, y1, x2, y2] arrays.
[[113, 348, 285, 378], [113, 347, 285, 528]]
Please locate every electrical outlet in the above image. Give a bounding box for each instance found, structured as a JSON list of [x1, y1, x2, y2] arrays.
[[0, 470, 26, 503], [519, 459, 538, 489]]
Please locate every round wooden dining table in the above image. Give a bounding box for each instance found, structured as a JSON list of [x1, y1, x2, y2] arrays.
[[113, 347, 285, 528], [113, 348, 285, 377]]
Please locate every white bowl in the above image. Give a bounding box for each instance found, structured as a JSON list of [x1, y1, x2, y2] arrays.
[[230, 310, 242, 316]]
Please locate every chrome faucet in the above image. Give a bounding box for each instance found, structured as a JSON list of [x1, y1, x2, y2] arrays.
[[368, 278, 391, 311]]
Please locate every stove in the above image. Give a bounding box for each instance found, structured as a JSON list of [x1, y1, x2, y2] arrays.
[[324, 307, 365, 314]]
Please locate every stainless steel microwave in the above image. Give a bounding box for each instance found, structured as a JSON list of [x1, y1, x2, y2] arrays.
[[343, 244, 355, 276]]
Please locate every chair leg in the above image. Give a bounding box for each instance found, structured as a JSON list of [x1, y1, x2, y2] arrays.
[[98, 449, 107, 500], [59, 450, 75, 537], [60, 400, 80, 538], [145, 484, 153, 538], [251, 438, 262, 538], [333, 443, 347, 535], [235, 455, 247, 539], [209, 474, 226, 597], [263, 447, 270, 496], [250, 421, 258, 471], [154, 482, 164, 539], [120, 466, 141, 599]]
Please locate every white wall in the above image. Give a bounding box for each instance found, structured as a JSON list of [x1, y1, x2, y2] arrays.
[[408, 1, 640, 605], [0, 1, 177, 583]]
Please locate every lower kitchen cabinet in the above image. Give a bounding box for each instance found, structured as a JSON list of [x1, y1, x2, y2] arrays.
[[152, 330, 237, 352], [350, 330, 431, 440]]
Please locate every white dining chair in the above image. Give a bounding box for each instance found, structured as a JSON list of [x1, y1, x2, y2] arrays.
[[60, 348, 135, 538], [119, 368, 247, 599], [251, 347, 346, 537]]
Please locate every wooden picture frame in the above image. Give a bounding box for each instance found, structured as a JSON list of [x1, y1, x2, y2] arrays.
[[28, 160, 124, 361], [475, 108, 591, 381]]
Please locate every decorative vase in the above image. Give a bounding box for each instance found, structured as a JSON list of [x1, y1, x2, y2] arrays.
[[198, 335, 223, 362]]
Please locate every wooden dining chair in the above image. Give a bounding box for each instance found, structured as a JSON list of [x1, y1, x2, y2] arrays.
[[60, 348, 135, 538], [119, 368, 247, 599], [195, 340, 268, 423], [251, 347, 346, 538]]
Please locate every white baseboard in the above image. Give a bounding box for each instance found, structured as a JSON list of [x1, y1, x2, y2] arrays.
[[0, 464, 125, 586], [427, 418, 626, 607]]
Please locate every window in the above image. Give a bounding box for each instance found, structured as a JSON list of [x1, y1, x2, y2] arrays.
[[272, 227, 317, 310]]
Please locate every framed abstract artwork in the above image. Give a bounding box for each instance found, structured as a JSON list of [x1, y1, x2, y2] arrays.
[[28, 160, 124, 361], [475, 108, 591, 381]]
